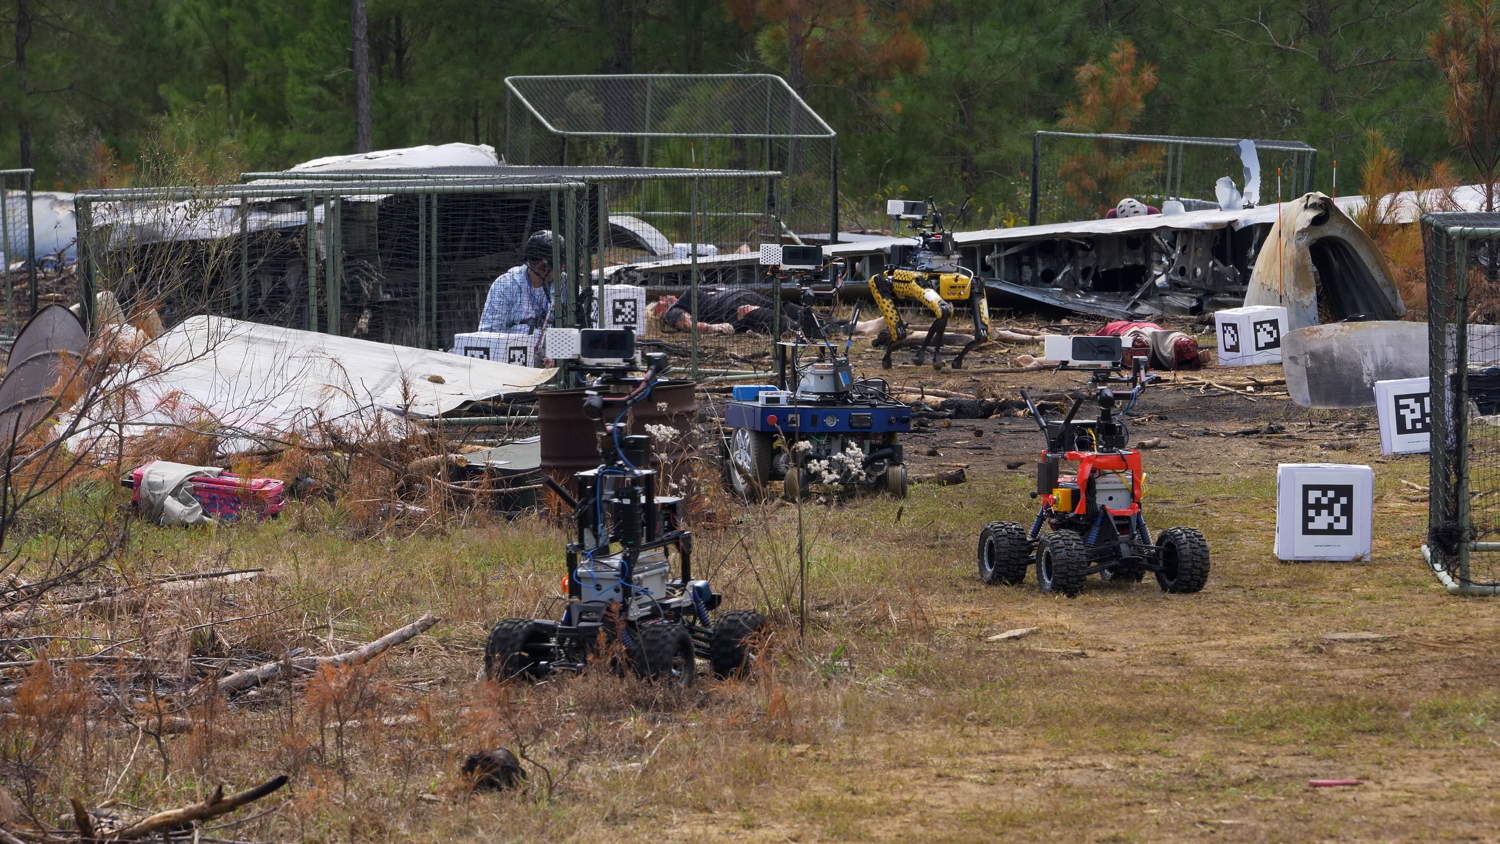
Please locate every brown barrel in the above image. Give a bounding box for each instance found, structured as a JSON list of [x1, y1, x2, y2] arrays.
[[537, 380, 700, 516], [537, 388, 603, 516]]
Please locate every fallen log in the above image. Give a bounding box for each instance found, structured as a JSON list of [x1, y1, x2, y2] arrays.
[[211, 614, 438, 695], [890, 386, 978, 400], [913, 467, 966, 486], [99, 774, 289, 840]]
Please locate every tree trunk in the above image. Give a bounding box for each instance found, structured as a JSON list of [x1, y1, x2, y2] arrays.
[[352, 0, 372, 153], [15, 0, 32, 169]]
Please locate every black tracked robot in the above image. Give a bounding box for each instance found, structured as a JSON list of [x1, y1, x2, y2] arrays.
[[484, 341, 767, 684]]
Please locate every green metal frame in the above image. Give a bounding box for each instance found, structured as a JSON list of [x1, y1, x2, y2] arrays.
[[0, 168, 38, 337]]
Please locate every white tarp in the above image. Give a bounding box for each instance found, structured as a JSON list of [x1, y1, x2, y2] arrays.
[[69, 316, 555, 456], [288, 142, 500, 172]]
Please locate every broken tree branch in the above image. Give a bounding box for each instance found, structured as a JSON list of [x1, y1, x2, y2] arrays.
[[105, 775, 289, 840], [211, 614, 438, 695]]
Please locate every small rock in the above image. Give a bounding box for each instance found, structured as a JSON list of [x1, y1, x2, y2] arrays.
[[1005, 461, 1025, 470], [426, 374, 446, 384], [986, 627, 1039, 642], [926, 447, 941, 457], [973, 427, 986, 437]]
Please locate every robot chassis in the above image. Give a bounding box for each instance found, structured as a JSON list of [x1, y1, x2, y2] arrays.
[[869, 197, 991, 371], [976, 337, 1211, 597], [485, 348, 766, 685], [722, 245, 912, 501]]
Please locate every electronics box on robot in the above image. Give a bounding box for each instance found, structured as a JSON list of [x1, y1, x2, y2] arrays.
[[1214, 305, 1288, 366], [1274, 463, 1374, 561]]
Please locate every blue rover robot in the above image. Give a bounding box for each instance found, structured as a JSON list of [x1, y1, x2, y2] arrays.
[[722, 245, 912, 501]]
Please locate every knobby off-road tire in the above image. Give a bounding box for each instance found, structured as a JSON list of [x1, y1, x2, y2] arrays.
[[483, 618, 547, 682], [885, 463, 909, 498], [1155, 527, 1210, 594], [725, 429, 773, 500], [977, 521, 1030, 585], [710, 610, 768, 678], [1036, 529, 1089, 597], [629, 624, 696, 686]]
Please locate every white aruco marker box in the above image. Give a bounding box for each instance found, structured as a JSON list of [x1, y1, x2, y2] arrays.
[[590, 284, 648, 332], [450, 331, 540, 367], [1373, 376, 1431, 455], [1214, 305, 1287, 366], [1274, 463, 1374, 561]]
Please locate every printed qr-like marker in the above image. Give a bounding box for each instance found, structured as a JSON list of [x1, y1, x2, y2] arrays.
[[1221, 322, 1241, 353], [507, 346, 529, 365], [1393, 392, 1431, 436], [611, 298, 639, 326], [1302, 484, 1354, 536], [463, 346, 490, 359], [1252, 318, 1281, 351]]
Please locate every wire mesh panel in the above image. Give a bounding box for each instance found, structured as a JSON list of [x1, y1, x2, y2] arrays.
[[0, 169, 38, 338], [75, 173, 780, 378], [233, 167, 783, 377], [1029, 132, 1317, 225], [594, 173, 781, 376], [505, 74, 835, 241], [75, 180, 591, 353], [1424, 212, 1500, 593]]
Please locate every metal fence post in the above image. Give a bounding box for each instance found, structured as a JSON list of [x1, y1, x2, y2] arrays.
[[76, 197, 95, 329], [23, 171, 34, 318], [305, 196, 318, 332], [689, 177, 700, 378]]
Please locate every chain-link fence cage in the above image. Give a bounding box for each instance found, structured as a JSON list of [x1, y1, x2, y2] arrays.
[[0, 169, 38, 339], [76, 170, 781, 378], [1028, 132, 1317, 225], [505, 75, 835, 243], [234, 166, 784, 377], [76, 179, 594, 351], [1423, 212, 1500, 594]]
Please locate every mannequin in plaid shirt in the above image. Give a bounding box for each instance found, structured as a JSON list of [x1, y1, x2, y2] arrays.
[[478, 230, 565, 334]]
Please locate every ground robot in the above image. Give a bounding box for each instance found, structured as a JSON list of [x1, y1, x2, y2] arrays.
[[976, 335, 1210, 596], [485, 345, 766, 685], [722, 244, 912, 501]]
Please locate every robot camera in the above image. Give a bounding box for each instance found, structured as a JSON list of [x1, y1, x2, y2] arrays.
[[578, 327, 636, 367], [759, 243, 826, 269], [886, 199, 928, 221], [779, 245, 824, 270], [1042, 335, 1123, 370]]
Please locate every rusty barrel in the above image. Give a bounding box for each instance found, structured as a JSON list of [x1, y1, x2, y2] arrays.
[[537, 380, 699, 517]]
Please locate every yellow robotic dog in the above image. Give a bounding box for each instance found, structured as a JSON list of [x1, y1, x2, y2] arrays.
[[869, 198, 990, 370]]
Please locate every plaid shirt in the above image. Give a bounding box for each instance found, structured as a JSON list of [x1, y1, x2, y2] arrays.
[[478, 264, 558, 334]]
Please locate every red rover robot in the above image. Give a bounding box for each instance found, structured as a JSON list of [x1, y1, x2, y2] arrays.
[[976, 336, 1210, 597]]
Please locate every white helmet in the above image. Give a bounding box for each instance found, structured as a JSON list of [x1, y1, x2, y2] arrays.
[[1115, 197, 1148, 218]]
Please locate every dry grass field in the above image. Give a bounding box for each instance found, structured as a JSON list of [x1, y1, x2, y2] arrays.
[[3, 338, 1495, 842]]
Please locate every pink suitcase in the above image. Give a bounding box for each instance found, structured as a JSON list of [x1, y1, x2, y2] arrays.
[[125, 462, 286, 522]]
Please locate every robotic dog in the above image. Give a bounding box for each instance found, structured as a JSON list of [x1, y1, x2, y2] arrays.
[[869, 198, 990, 370]]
